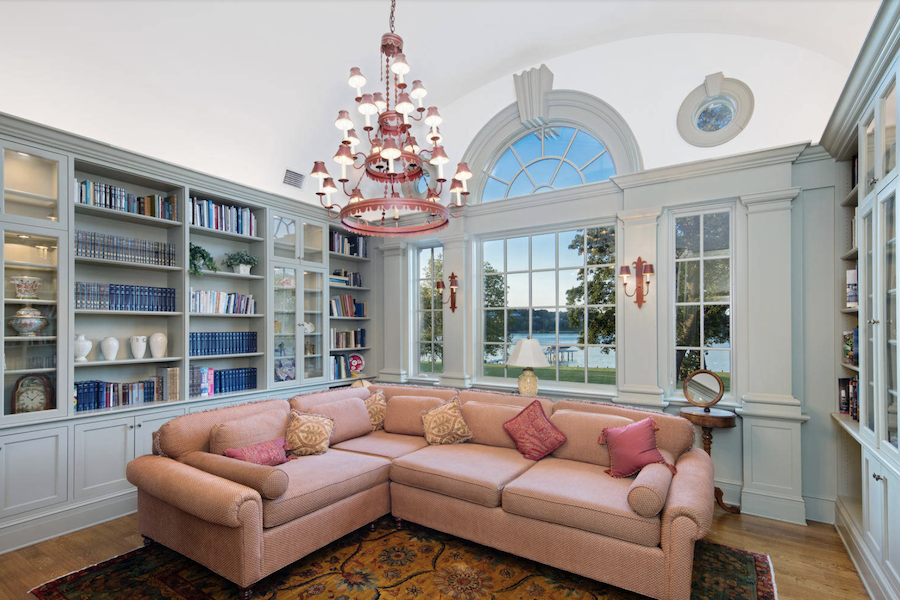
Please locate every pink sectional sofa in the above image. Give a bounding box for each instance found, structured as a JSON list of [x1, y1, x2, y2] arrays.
[[126, 384, 714, 600]]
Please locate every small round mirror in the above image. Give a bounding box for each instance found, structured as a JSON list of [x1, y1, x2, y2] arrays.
[[683, 369, 724, 410]]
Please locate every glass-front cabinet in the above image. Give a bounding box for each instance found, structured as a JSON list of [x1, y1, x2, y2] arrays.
[[1, 140, 67, 227], [2, 228, 65, 421], [272, 265, 297, 385], [273, 214, 298, 261], [302, 270, 325, 381], [301, 221, 325, 265], [271, 265, 326, 385]]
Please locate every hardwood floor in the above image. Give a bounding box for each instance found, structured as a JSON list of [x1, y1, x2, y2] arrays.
[[0, 508, 869, 600]]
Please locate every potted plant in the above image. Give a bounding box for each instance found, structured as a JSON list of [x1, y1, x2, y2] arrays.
[[224, 250, 259, 275], [189, 243, 219, 277]]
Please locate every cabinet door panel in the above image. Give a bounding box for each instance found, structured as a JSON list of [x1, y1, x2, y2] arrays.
[[0, 426, 67, 518], [134, 409, 184, 457], [885, 470, 900, 596], [864, 450, 886, 561], [73, 418, 134, 499]]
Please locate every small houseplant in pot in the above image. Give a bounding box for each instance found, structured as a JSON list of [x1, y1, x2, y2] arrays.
[[224, 250, 259, 275], [189, 243, 219, 277]]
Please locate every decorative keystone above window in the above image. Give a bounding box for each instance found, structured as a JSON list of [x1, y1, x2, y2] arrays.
[[677, 72, 754, 147]]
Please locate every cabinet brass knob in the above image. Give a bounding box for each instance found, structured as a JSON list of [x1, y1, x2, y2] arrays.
[[873, 473, 884, 482], [137, 423, 142, 428], [129, 425, 134, 429]]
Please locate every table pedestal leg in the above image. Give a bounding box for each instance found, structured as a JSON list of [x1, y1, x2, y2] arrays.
[[701, 426, 741, 514]]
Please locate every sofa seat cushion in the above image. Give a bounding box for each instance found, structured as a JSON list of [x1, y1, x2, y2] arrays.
[[390, 444, 535, 508], [332, 430, 429, 458], [263, 450, 391, 528], [501, 458, 661, 547]]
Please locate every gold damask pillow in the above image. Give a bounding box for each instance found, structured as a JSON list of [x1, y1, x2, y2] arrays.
[[365, 389, 387, 431], [284, 410, 334, 456], [421, 397, 473, 445]]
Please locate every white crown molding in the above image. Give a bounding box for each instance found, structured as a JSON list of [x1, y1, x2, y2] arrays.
[[740, 187, 801, 214], [465, 179, 621, 218], [793, 144, 833, 165], [617, 206, 663, 224], [379, 242, 408, 255], [820, 1, 900, 161], [610, 142, 809, 190]]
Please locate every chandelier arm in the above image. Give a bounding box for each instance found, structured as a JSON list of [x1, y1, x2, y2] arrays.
[[407, 111, 424, 123], [448, 203, 462, 218]]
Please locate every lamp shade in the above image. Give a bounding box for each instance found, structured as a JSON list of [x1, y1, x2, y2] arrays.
[[507, 338, 550, 368], [642, 263, 655, 276]]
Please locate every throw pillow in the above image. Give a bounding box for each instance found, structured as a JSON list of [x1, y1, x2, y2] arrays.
[[224, 437, 287, 466], [351, 379, 372, 388], [209, 409, 289, 456], [421, 397, 474, 445], [600, 417, 677, 478], [364, 389, 387, 431], [284, 410, 335, 456], [502, 400, 568, 460], [307, 397, 371, 443]]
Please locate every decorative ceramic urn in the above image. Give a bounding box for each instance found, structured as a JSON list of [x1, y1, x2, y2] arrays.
[[149, 332, 167, 358], [100, 337, 119, 361], [130, 335, 147, 359], [9, 276, 42, 300], [73, 334, 92, 362], [7, 306, 49, 337]]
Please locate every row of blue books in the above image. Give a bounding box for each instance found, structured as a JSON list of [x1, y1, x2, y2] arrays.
[[189, 332, 258, 356], [329, 295, 367, 318], [189, 366, 257, 398], [75, 230, 177, 266], [74, 379, 158, 412], [330, 269, 364, 287], [75, 282, 177, 312], [78, 180, 178, 221], [331, 355, 357, 380]]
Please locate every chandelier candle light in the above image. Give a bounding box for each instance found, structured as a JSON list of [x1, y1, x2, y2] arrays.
[[311, 0, 469, 237]]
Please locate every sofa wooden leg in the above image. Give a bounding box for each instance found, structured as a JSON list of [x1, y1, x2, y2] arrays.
[[394, 517, 403, 530], [142, 535, 154, 547], [369, 522, 376, 532], [238, 585, 253, 600]]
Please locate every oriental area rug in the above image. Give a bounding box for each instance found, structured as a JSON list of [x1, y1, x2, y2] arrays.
[[31, 517, 776, 600]]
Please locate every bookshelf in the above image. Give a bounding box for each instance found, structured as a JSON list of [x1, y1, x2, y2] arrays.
[[328, 227, 373, 382]]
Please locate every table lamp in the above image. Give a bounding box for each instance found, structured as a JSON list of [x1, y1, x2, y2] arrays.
[[507, 338, 550, 396]]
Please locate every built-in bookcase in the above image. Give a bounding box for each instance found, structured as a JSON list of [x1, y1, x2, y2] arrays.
[[328, 227, 374, 383]]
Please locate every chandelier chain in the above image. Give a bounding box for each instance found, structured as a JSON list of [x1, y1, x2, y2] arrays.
[[389, 0, 396, 33]]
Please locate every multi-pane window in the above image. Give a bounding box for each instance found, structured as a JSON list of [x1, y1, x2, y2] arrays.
[[674, 210, 732, 393], [481, 227, 616, 385], [482, 126, 616, 202], [417, 246, 443, 376]]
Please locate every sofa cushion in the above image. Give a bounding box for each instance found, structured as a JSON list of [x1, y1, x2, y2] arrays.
[[377, 384, 460, 402], [384, 395, 445, 436], [209, 409, 289, 456], [553, 400, 694, 460], [549, 410, 633, 466], [157, 398, 290, 460], [289, 387, 371, 412], [332, 430, 429, 458], [224, 437, 287, 466], [364, 389, 387, 430], [391, 444, 536, 507], [263, 451, 391, 527], [422, 398, 474, 445], [602, 418, 675, 478], [459, 401, 521, 449], [502, 458, 661, 547], [305, 397, 372, 444], [285, 410, 334, 456], [627, 454, 675, 517], [503, 400, 567, 460], [459, 389, 554, 418], [182, 451, 289, 499]]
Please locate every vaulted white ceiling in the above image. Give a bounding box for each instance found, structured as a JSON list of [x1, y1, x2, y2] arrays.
[[0, 0, 881, 202]]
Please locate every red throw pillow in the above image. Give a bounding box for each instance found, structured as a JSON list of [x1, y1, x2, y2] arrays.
[[503, 400, 567, 460], [600, 418, 676, 478], [224, 437, 287, 466]]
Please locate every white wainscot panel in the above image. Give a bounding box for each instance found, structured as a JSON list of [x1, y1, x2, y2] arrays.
[[749, 423, 795, 489], [0, 426, 68, 519]]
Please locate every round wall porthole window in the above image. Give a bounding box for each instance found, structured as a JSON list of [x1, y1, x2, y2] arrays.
[[677, 74, 753, 147]]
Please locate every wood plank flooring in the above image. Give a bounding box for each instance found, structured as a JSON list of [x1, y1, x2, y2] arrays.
[[0, 507, 870, 600]]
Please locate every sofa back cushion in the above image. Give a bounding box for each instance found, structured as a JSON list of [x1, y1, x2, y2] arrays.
[[377, 384, 460, 402], [459, 401, 522, 449], [305, 396, 372, 444], [552, 400, 694, 460], [458, 389, 554, 418], [289, 387, 371, 412], [384, 395, 446, 436], [158, 398, 290, 460], [209, 409, 290, 456], [549, 410, 633, 466]]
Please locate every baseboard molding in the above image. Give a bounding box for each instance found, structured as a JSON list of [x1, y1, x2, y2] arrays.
[[803, 495, 836, 525], [835, 499, 896, 600], [716, 479, 742, 508], [740, 489, 807, 525], [0, 491, 137, 555]]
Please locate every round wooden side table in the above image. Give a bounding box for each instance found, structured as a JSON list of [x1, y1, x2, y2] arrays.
[[679, 406, 741, 514]]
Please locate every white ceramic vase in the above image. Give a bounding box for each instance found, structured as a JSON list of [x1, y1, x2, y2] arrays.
[[149, 332, 167, 358], [130, 335, 147, 359], [100, 337, 119, 361], [73, 334, 92, 363]]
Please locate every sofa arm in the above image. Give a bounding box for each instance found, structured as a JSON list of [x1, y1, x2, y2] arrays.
[[126, 455, 262, 528], [181, 451, 289, 499], [661, 448, 714, 543]]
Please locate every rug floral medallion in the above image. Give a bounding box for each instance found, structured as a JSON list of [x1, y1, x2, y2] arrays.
[[31, 517, 776, 600]]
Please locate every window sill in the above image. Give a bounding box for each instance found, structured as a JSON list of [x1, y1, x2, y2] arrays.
[[664, 395, 742, 411], [471, 379, 617, 402], [405, 376, 442, 386]]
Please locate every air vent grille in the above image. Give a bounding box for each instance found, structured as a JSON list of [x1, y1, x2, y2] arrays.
[[283, 169, 305, 189]]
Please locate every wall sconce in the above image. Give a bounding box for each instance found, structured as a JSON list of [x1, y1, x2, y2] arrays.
[[620, 257, 654, 308], [435, 272, 459, 313]]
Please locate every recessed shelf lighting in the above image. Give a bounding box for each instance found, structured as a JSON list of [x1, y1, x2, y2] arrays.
[[17, 235, 31, 239], [17, 152, 29, 157]]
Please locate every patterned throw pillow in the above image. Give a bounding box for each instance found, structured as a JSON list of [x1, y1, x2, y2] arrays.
[[502, 400, 568, 460], [600, 417, 677, 478], [365, 389, 387, 431], [224, 437, 287, 466], [421, 397, 474, 445], [284, 410, 335, 456]]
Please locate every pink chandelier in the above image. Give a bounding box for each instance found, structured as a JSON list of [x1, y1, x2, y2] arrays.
[[310, 0, 470, 237]]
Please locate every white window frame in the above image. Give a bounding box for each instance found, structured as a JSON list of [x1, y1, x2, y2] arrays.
[[413, 244, 443, 379], [475, 222, 618, 394], [666, 202, 738, 403]]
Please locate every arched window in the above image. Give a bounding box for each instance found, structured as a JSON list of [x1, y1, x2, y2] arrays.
[[483, 126, 615, 202]]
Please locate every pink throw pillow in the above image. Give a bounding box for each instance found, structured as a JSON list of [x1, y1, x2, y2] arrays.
[[503, 400, 567, 460], [600, 418, 676, 478], [224, 437, 287, 466]]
